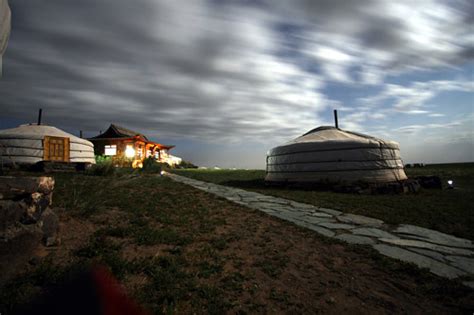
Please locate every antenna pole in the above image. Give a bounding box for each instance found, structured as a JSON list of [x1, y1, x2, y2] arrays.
[[333, 109, 339, 128], [37, 108, 43, 125]]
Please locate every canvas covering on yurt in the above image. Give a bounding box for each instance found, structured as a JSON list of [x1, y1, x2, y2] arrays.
[[265, 126, 407, 184], [0, 0, 10, 56], [0, 124, 95, 166], [0, 0, 11, 74]]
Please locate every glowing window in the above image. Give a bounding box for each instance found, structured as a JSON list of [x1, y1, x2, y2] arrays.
[[104, 145, 117, 156]]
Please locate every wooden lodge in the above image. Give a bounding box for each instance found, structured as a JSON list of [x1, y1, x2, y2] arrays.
[[89, 124, 178, 167]]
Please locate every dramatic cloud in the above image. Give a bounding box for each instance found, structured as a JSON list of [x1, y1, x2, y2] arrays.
[[0, 0, 472, 167]]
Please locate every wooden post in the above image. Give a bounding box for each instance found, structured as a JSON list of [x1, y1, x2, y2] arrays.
[[334, 109, 339, 128], [79, 130, 83, 138], [37, 108, 42, 125]]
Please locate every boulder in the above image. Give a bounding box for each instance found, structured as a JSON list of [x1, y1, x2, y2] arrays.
[[0, 176, 54, 199], [0, 176, 59, 285]]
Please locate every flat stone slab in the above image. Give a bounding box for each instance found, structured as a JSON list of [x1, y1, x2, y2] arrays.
[[445, 256, 474, 274], [309, 212, 333, 218], [272, 211, 306, 222], [246, 202, 289, 209], [302, 216, 336, 225], [297, 221, 336, 238], [316, 207, 342, 216], [351, 227, 398, 240], [408, 248, 446, 262], [335, 234, 375, 245], [372, 244, 467, 279], [318, 222, 356, 230], [337, 214, 384, 227], [394, 224, 474, 249], [379, 238, 474, 256]]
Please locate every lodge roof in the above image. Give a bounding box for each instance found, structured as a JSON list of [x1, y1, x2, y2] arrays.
[[89, 124, 149, 140], [89, 124, 175, 150]]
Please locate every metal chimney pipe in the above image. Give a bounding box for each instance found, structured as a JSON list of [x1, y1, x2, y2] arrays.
[[334, 109, 339, 128], [37, 108, 42, 125]]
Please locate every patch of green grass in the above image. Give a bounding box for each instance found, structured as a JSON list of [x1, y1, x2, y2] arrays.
[[133, 225, 190, 246], [173, 163, 474, 240], [194, 286, 230, 315], [220, 272, 246, 294], [254, 254, 289, 278], [74, 234, 130, 279], [131, 255, 196, 313], [269, 288, 292, 305], [197, 261, 224, 279]]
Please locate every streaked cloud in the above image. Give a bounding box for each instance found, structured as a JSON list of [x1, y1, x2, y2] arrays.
[[0, 0, 472, 167]]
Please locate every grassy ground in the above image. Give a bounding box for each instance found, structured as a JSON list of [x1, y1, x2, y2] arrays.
[[172, 163, 474, 240], [1, 171, 473, 314]]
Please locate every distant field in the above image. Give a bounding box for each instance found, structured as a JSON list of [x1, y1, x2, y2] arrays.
[[173, 163, 474, 240]]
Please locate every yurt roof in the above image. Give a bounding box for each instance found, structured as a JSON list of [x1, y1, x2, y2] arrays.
[[285, 126, 398, 147], [0, 124, 93, 147]]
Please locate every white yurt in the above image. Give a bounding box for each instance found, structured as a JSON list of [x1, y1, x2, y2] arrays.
[[0, 124, 95, 166], [265, 126, 407, 184], [1, 0, 11, 60]]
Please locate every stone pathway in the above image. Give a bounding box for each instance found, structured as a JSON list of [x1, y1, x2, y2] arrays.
[[164, 173, 474, 288]]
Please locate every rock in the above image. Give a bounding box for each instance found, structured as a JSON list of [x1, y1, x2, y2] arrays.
[[318, 222, 355, 230], [372, 244, 466, 279], [309, 212, 333, 218], [298, 221, 336, 238], [0, 176, 59, 284], [302, 216, 336, 225], [379, 238, 474, 256], [0, 200, 28, 233], [394, 224, 473, 249], [272, 211, 305, 223], [317, 207, 342, 216], [41, 208, 59, 246], [45, 236, 60, 247], [337, 214, 384, 227], [0, 176, 54, 198], [335, 234, 375, 245], [445, 256, 474, 274], [351, 227, 398, 239], [408, 248, 446, 262]]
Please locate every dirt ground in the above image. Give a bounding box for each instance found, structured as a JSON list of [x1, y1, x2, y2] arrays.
[[53, 206, 474, 313], [1, 174, 473, 314]]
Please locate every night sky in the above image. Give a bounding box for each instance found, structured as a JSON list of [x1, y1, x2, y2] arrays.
[[0, 0, 473, 168]]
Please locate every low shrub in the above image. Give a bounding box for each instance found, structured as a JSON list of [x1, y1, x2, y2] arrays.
[[86, 156, 115, 176], [175, 160, 198, 169], [141, 157, 169, 173]]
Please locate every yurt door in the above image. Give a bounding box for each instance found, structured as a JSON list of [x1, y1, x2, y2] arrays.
[[43, 136, 70, 162]]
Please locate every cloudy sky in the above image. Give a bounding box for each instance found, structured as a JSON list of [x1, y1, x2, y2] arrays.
[[0, 0, 473, 168]]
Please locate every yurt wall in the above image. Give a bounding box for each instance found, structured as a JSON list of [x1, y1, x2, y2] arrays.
[[265, 126, 407, 184], [0, 124, 95, 166]]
